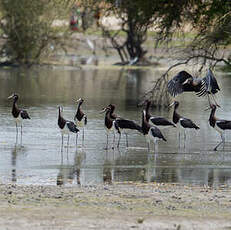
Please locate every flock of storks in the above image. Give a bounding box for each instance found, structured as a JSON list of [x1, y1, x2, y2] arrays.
[[8, 69, 230, 151]]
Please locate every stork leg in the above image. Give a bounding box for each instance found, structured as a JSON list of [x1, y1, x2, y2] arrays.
[[20, 124, 23, 144], [76, 133, 78, 147], [112, 132, 115, 149], [207, 94, 212, 107], [117, 133, 121, 149], [214, 133, 225, 151], [223, 133, 225, 150], [147, 141, 150, 152], [67, 134, 70, 149], [211, 94, 220, 107], [60, 145, 64, 165], [82, 127, 84, 146], [104, 133, 109, 150], [154, 138, 158, 153], [16, 123, 18, 135], [178, 131, 181, 148], [67, 134, 70, 160], [15, 123, 18, 143], [184, 129, 186, 149], [61, 134, 64, 149], [125, 133, 128, 148]]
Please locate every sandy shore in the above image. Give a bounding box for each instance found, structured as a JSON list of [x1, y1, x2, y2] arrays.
[[1, 182, 231, 229]]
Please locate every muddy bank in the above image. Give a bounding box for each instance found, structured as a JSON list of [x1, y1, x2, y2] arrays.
[[1, 182, 231, 229]]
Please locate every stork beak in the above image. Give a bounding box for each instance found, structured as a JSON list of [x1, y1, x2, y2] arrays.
[[100, 107, 107, 114], [182, 79, 189, 85], [76, 98, 81, 103], [58, 105, 63, 111], [204, 106, 211, 111], [169, 101, 175, 107], [8, 94, 14, 99]]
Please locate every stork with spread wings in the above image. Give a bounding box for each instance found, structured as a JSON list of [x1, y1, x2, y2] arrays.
[[167, 69, 220, 106]]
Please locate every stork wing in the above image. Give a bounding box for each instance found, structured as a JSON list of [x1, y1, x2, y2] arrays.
[[150, 126, 167, 141], [20, 110, 30, 119], [84, 116, 87, 125], [167, 71, 193, 97], [217, 120, 231, 130], [115, 119, 142, 133], [180, 118, 200, 129], [67, 121, 79, 133], [197, 69, 220, 97], [206, 69, 220, 94], [150, 117, 176, 127]]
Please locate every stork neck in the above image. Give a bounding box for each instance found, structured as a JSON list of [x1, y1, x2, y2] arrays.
[[105, 110, 113, 129], [12, 99, 17, 109], [110, 106, 115, 113], [173, 106, 180, 124], [142, 111, 149, 134], [58, 108, 62, 117], [105, 110, 111, 121], [145, 101, 151, 112], [58, 108, 66, 129], [209, 107, 216, 127], [11, 99, 20, 118], [109, 109, 117, 120], [145, 101, 151, 121], [77, 101, 82, 111]]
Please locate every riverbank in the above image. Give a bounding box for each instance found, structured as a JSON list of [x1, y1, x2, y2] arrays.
[[1, 182, 231, 229]]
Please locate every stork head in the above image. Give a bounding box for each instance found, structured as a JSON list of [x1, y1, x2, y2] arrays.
[[8, 93, 19, 101], [169, 100, 179, 109], [76, 98, 84, 104]]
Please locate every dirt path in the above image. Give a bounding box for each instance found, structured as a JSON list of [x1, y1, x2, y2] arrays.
[[1, 183, 231, 229]]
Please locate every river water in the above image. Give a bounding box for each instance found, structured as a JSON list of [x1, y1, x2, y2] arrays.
[[0, 65, 231, 187]]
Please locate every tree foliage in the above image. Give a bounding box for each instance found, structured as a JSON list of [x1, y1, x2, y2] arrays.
[[0, 0, 75, 65], [155, 0, 231, 68], [92, 0, 231, 67], [136, 0, 231, 106], [99, 0, 167, 64]]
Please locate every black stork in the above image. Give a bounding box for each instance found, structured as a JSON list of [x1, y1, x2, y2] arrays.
[[8, 93, 30, 138], [144, 99, 176, 127], [170, 101, 200, 147], [74, 98, 87, 144], [107, 104, 142, 148], [58, 106, 79, 148], [101, 106, 117, 150], [208, 104, 231, 151], [167, 69, 220, 106], [142, 110, 167, 152]]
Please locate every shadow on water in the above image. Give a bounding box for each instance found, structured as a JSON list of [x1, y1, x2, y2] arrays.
[[0, 66, 231, 187]]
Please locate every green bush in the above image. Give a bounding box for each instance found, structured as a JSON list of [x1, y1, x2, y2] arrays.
[[0, 0, 74, 65]]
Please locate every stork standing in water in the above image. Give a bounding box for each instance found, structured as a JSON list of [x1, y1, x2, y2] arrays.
[[74, 98, 87, 146], [101, 106, 116, 150], [8, 93, 30, 142], [142, 110, 167, 152], [167, 69, 220, 106], [144, 99, 176, 127], [58, 106, 79, 148], [170, 101, 200, 148], [208, 104, 231, 151], [107, 104, 142, 148]]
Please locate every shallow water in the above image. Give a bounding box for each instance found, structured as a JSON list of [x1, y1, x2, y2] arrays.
[[0, 65, 231, 187]]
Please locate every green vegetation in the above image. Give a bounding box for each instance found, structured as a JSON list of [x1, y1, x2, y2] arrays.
[[98, 0, 231, 67], [0, 0, 75, 65], [0, 0, 230, 67]]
